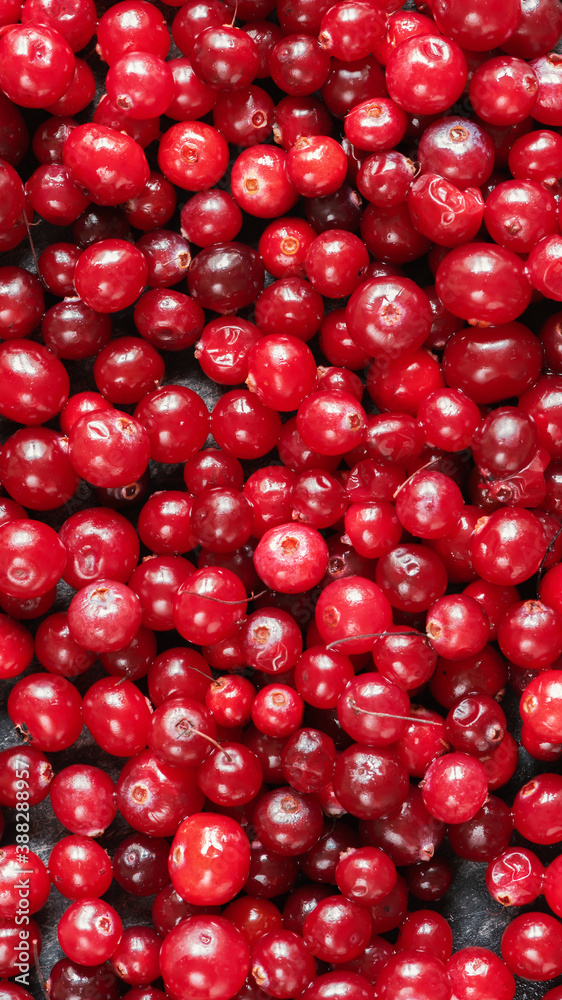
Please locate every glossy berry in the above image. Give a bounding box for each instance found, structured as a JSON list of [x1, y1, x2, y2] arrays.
[[173, 567, 247, 646], [96, 2, 170, 64], [75, 240, 148, 313], [109, 925, 161, 986], [134, 385, 210, 465], [82, 677, 151, 757], [106, 51, 174, 119], [0, 24, 75, 108], [486, 848, 544, 907], [395, 471, 464, 540], [386, 34, 467, 114], [134, 288, 205, 352], [335, 846, 397, 906], [68, 410, 151, 489], [501, 912, 562, 981], [117, 749, 204, 838], [158, 121, 229, 192], [231, 145, 298, 219], [443, 323, 542, 404], [446, 693, 506, 756], [471, 508, 546, 585], [0, 520, 67, 600], [48, 836, 112, 901], [250, 930, 315, 998], [170, 813, 251, 906], [49, 765, 117, 837], [254, 523, 329, 594], [0, 846, 50, 917], [446, 947, 516, 1000], [303, 895, 372, 964], [376, 544, 448, 613], [305, 230, 369, 298], [191, 26, 260, 93], [421, 752, 488, 824], [57, 898, 123, 966], [63, 123, 149, 206], [436, 243, 532, 326], [0, 341, 69, 425], [198, 742, 262, 807], [426, 595, 490, 660], [246, 335, 318, 412], [160, 916, 249, 1000]]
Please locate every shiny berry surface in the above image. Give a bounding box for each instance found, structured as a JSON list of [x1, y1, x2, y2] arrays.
[[1, 5, 562, 997]]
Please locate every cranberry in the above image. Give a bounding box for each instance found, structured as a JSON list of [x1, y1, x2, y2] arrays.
[[520, 670, 562, 744], [50, 764, 117, 837], [446, 948, 516, 1000], [188, 242, 264, 314], [110, 926, 161, 987], [74, 239, 148, 313], [333, 744, 408, 820], [47, 959, 119, 1000], [0, 746, 52, 806], [0, 520, 66, 600], [97, 2, 169, 64], [49, 835, 112, 901], [419, 117, 496, 189], [448, 796, 513, 863], [300, 971, 379, 1000], [421, 752, 488, 824], [303, 895, 372, 963], [42, 300, 112, 362], [173, 567, 248, 646], [501, 912, 562, 981], [68, 580, 142, 654], [231, 145, 298, 218], [82, 676, 150, 756], [397, 910, 453, 963], [433, 0, 522, 49], [305, 230, 369, 299], [160, 916, 250, 1000], [335, 846, 396, 906], [486, 847, 544, 907], [512, 773, 562, 844], [68, 410, 150, 489], [437, 243, 532, 325], [117, 748, 204, 839], [250, 929, 315, 997], [0, 340, 69, 425], [0, 845, 50, 917], [192, 26, 260, 93], [0, 24, 75, 108], [63, 123, 149, 206], [409, 174, 484, 247], [134, 288, 204, 352], [0, 92, 28, 167], [37, 241, 80, 295], [170, 813, 251, 906], [58, 898, 123, 966], [443, 322, 542, 404], [59, 508, 139, 590], [376, 950, 451, 1000], [405, 857, 453, 901], [106, 51, 174, 119], [386, 34, 467, 114]]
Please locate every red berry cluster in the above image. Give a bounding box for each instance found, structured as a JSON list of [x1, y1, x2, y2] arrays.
[[0, 0, 562, 998]]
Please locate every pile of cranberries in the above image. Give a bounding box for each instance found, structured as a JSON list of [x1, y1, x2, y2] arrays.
[[1, 0, 562, 998]]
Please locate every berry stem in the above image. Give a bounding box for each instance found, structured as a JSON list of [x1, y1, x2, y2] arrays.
[[325, 632, 428, 650], [347, 697, 444, 726], [174, 721, 232, 760]]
